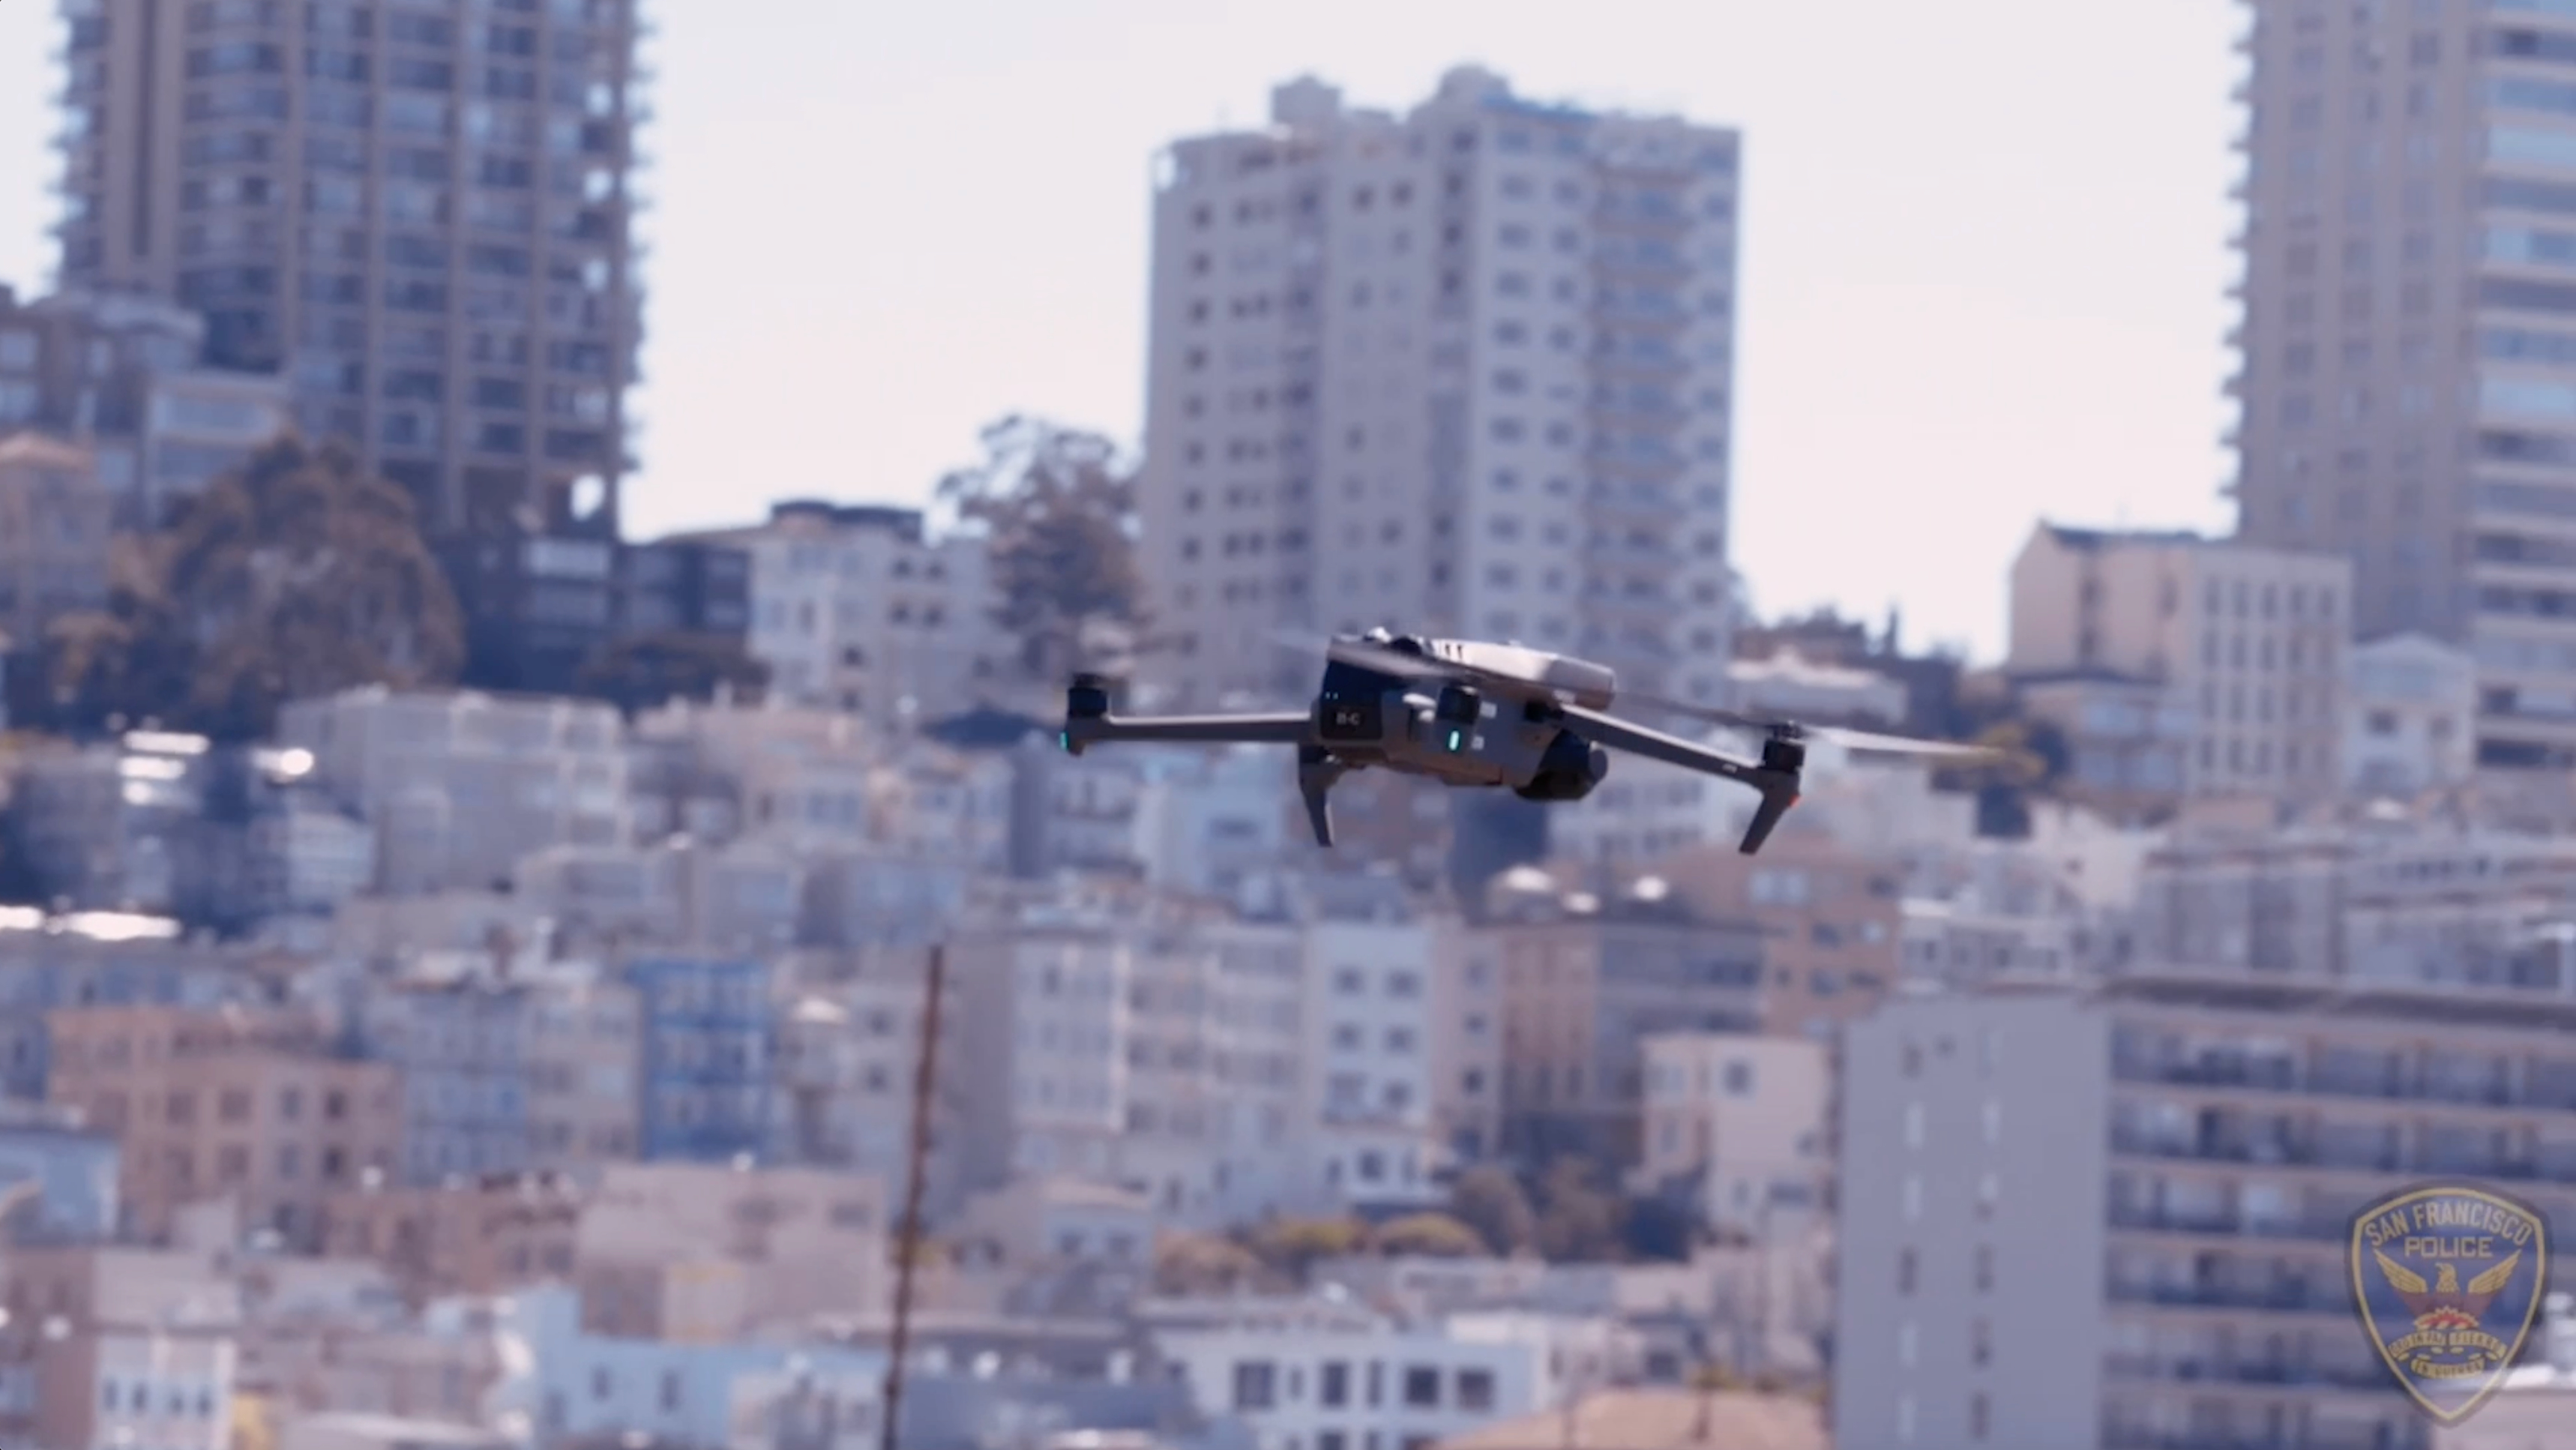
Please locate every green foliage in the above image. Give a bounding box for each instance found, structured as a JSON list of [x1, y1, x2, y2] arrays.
[[1446, 1165, 1540, 1257], [1370, 1212, 1487, 1260], [40, 436, 463, 741], [935, 415, 1146, 685], [1242, 1217, 1370, 1281], [1155, 1231, 1263, 1295], [574, 630, 771, 718], [1532, 1156, 1628, 1263]]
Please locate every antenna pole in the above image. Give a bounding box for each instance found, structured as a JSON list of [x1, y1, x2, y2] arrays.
[[880, 942, 947, 1450]]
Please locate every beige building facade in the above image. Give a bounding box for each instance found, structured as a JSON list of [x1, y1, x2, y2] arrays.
[[2009, 523, 2353, 806], [45, 1004, 402, 1251]]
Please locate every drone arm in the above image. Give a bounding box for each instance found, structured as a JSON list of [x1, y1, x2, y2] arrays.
[[1558, 705, 1802, 855], [1062, 711, 1310, 753]]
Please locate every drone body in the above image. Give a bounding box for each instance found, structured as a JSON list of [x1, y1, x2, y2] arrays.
[[1059, 628, 1877, 856]]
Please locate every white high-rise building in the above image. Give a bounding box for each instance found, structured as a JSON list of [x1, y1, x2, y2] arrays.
[[1139, 67, 1741, 708], [1837, 975, 2576, 1450]]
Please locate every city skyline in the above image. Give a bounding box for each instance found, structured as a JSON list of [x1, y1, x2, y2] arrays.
[[0, 0, 2239, 663]]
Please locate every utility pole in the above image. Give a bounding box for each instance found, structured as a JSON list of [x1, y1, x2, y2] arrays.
[[879, 943, 948, 1450]]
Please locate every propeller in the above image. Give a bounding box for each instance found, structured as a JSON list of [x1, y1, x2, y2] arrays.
[[1616, 689, 2005, 762]]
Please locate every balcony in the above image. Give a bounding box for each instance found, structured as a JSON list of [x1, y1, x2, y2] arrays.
[[2108, 1354, 2395, 1394], [2104, 1276, 2350, 1318], [2107, 1203, 2344, 1242]]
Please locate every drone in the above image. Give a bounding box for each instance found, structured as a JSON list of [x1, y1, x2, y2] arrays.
[[1057, 628, 1997, 855]]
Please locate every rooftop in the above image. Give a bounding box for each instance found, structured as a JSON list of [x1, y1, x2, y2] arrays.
[[1436, 1388, 1823, 1450]]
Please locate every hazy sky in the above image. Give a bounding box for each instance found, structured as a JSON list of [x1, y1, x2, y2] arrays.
[[0, 1, 2242, 661]]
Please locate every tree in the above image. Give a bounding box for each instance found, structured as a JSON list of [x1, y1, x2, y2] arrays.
[[574, 630, 770, 718], [43, 436, 463, 740], [1447, 1165, 1540, 1257], [936, 415, 1146, 686], [1242, 1217, 1370, 1283], [1370, 1212, 1487, 1260], [1532, 1157, 1626, 1263], [1155, 1232, 1262, 1296]]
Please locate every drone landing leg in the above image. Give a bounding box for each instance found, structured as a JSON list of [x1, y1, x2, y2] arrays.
[[1297, 747, 1347, 847]]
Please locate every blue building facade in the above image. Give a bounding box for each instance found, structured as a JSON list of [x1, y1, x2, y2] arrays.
[[360, 981, 534, 1185], [623, 956, 773, 1163], [0, 1117, 120, 1237]]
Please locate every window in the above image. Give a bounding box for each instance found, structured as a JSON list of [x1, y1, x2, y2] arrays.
[[1231, 1362, 1276, 1410], [1403, 1366, 1441, 1408], [1898, 1247, 1917, 1295], [1319, 1361, 1349, 1407], [1969, 1392, 1990, 1440], [1454, 1367, 1496, 1412]]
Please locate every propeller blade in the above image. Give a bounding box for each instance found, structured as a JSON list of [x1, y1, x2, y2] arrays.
[[1613, 688, 2005, 762], [1814, 727, 2006, 762]]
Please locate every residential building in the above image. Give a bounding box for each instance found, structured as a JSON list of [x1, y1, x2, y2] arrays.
[[1137, 67, 1741, 709], [945, 881, 1305, 1225], [1152, 1298, 1613, 1450], [2134, 816, 2576, 986], [1899, 835, 2142, 988], [1633, 1034, 1828, 1239], [0, 1242, 239, 1450], [55, 0, 647, 541], [10, 729, 218, 916], [571, 1161, 891, 1341], [357, 959, 640, 1184], [2345, 632, 2478, 798], [44, 1003, 402, 1249], [321, 1170, 585, 1304], [1659, 830, 1905, 1041], [2008, 523, 2353, 804], [1834, 974, 2576, 1450], [770, 948, 967, 1219], [1476, 869, 1764, 1164], [1433, 1388, 1825, 1450], [280, 1415, 516, 1450], [0, 285, 292, 529], [514, 835, 807, 956], [2011, 670, 2198, 820], [692, 500, 1008, 726], [2225, 0, 2576, 771], [0, 432, 112, 650], [1725, 649, 1907, 727], [485, 1284, 885, 1449], [0, 1102, 121, 1240], [623, 955, 774, 1164], [439, 532, 753, 697], [1298, 903, 1454, 1213], [0, 909, 276, 1101], [277, 688, 634, 895]]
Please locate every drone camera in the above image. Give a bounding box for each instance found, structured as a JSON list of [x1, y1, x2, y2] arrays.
[[1433, 685, 1481, 724], [1760, 735, 1806, 774], [1066, 682, 1112, 721]]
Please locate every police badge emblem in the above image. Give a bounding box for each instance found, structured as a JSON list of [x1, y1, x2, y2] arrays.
[[2349, 1182, 2553, 1425]]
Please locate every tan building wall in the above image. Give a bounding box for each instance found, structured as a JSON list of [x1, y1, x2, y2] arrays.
[[1658, 830, 1904, 1041], [574, 1161, 892, 1341], [46, 1005, 401, 1251], [319, 1173, 583, 1304], [2009, 523, 2352, 803]]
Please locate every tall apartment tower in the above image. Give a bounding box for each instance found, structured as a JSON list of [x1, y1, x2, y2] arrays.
[[2230, 0, 2576, 768], [53, 0, 643, 538], [1137, 67, 1741, 709]]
